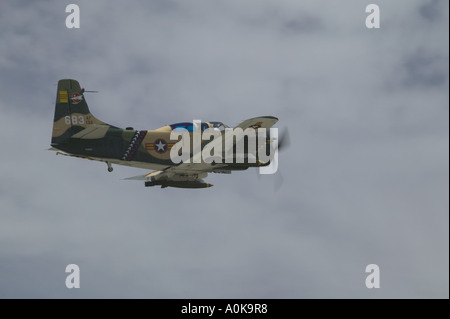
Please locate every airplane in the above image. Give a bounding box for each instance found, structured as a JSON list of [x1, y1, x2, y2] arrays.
[[50, 79, 286, 189]]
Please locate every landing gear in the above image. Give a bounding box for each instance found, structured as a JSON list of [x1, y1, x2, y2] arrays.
[[106, 162, 113, 172]]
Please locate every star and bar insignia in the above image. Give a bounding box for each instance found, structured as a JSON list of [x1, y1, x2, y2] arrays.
[[145, 139, 175, 154]]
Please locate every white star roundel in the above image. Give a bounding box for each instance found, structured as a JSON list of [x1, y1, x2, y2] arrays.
[[154, 139, 167, 153]]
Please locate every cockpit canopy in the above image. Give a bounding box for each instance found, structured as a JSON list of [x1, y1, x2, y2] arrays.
[[169, 121, 229, 132], [208, 121, 229, 131]]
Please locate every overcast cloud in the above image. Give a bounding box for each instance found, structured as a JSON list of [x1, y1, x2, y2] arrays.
[[0, 0, 448, 298]]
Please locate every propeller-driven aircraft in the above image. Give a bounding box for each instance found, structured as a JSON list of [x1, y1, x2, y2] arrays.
[[50, 79, 286, 188]]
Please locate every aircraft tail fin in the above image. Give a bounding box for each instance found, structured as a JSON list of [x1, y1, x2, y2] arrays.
[[51, 79, 111, 146]]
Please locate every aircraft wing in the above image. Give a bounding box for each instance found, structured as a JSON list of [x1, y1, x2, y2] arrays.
[[124, 169, 168, 180], [228, 116, 278, 160], [233, 116, 278, 130]]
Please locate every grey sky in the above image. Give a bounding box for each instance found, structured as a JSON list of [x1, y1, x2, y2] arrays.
[[0, 0, 448, 298]]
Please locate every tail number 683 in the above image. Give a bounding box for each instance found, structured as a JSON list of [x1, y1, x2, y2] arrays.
[[65, 115, 85, 125]]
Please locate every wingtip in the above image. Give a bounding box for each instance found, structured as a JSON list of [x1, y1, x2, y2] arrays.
[[256, 115, 278, 121]]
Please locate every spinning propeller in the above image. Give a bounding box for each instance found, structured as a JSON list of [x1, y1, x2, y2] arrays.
[[257, 127, 290, 191]]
